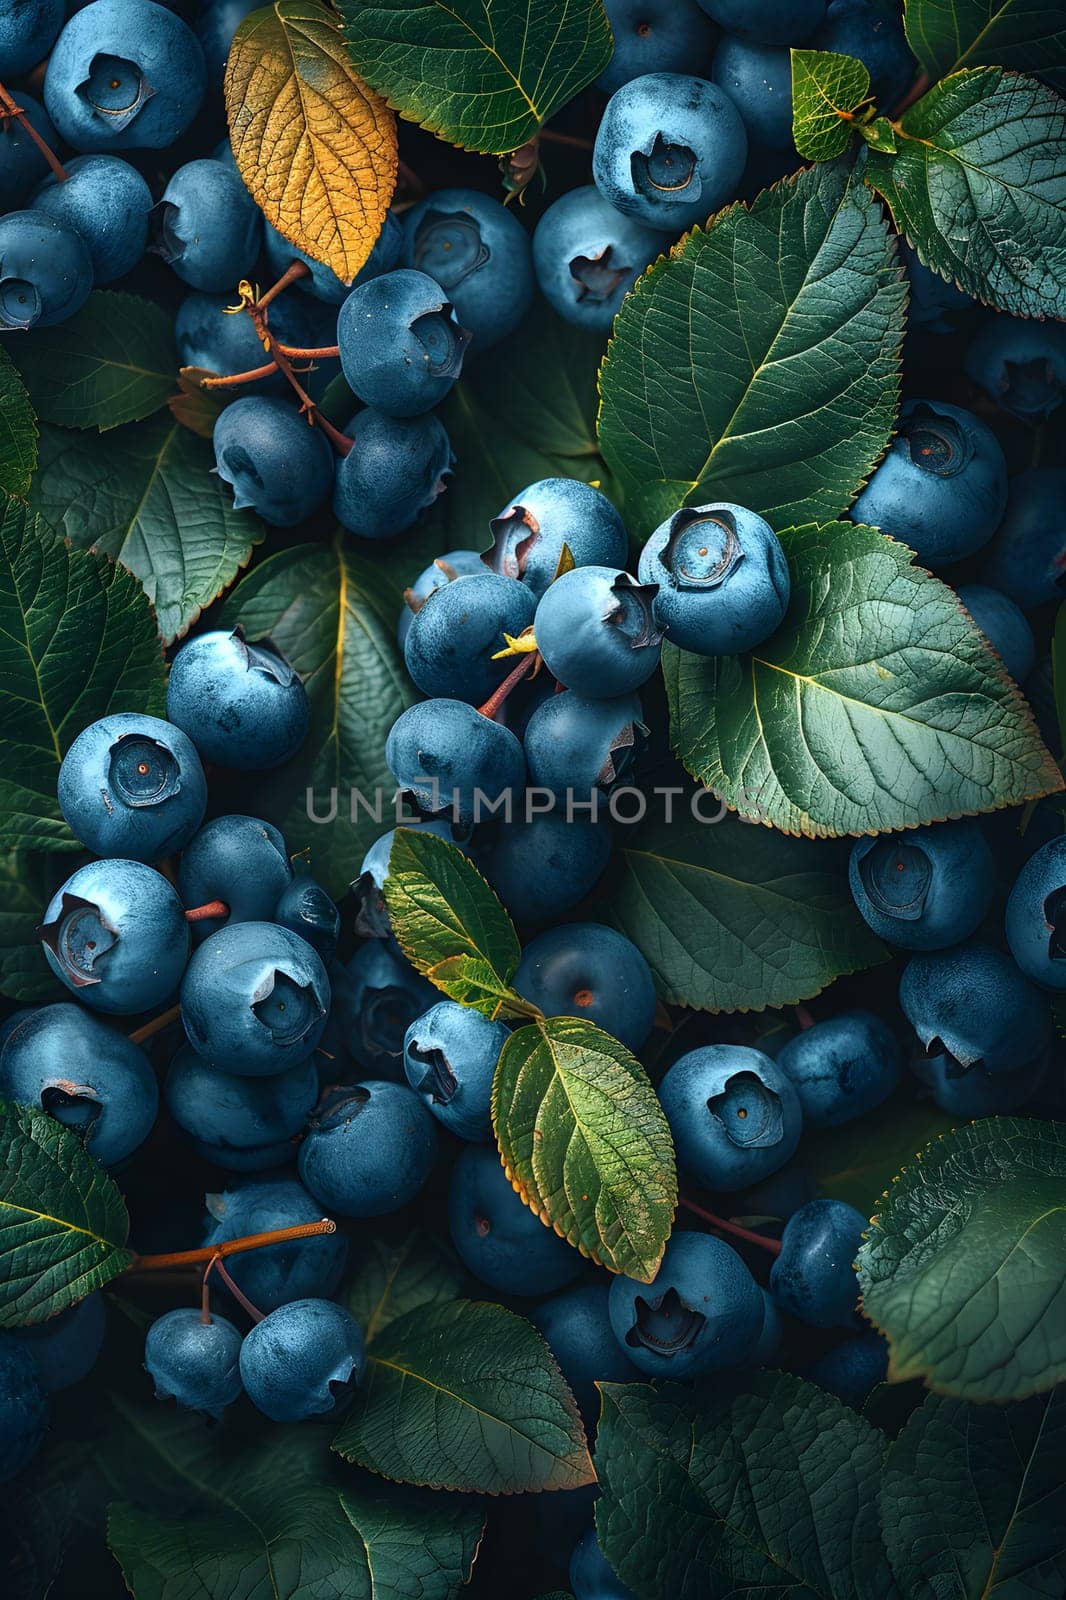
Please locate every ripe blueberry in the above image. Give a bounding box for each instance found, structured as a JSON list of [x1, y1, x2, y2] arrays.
[[144, 1308, 243, 1420], [39, 858, 189, 1015], [58, 712, 207, 863], [514, 922, 656, 1051], [167, 627, 310, 771], [403, 1001, 508, 1141], [402, 187, 534, 351], [533, 185, 664, 331], [848, 820, 995, 951], [239, 1298, 365, 1423], [485, 478, 629, 599], [658, 1044, 803, 1190], [298, 1080, 438, 1217], [638, 502, 790, 654], [180, 920, 331, 1076], [608, 1229, 763, 1378], [448, 1143, 581, 1295]]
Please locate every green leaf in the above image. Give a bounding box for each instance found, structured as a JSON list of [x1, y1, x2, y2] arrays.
[[348, 1231, 467, 1344], [28, 418, 265, 644], [5, 292, 178, 432], [0, 1101, 132, 1326], [865, 67, 1066, 320], [858, 1116, 1066, 1401], [904, 0, 1066, 94], [604, 810, 886, 1013], [384, 827, 535, 1018], [665, 522, 1063, 838], [104, 1402, 484, 1600], [0, 499, 166, 854], [594, 1373, 889, 1599], [220, 537, 413, 899], [340, 0, 613, 154], [0, 851, 74, 1004], [0, 344, 36, 497], [333, 1299, 594, 1494], [801, 1095, 957, 1216], [791, 48, 871, 160], [879, 1388, 1066, 1596], [493, 1016, 677, 1281], [597, 158, 905, 538]]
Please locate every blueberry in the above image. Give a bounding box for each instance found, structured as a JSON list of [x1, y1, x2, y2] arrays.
[[570, 1526, 639, 1599], [777, 1011, 902, 1128], [58, 713, 207, 864], [298, 1080, 438, 1217], [386, 699, 526, 828], [333, 407, 454, 538], [850, 399, 1008, 568], [982, 469, 1066, 609], [404, 571, 536, 703], [354, 820, 467, 938], [638, 502, 790, 654], [514, 923, 656, 1051], [531, 1285, 640, 1425], [0, 1003, 157, 1165], [0, 211, 93, 330], [770, 1197, 864, 1328], [0, 1338, 49, 1484], [31, 153, 152, 284], [338, 268, 470, 417], [811, 0, 916, 109], [336, 938, 438, 1075], [178, 814, 293, 941], [751, 1286, 782, 1364], [483, 812, 613, 926], [608, 1229, 763, 1378], [167, 626, 310, 770], [10, 1293, 106, 1392], [195, 0, 258, 85], [597, 0, 718, 95], [912, 1045, 1047, 1117], [403, 1001, 508, 1141], [144, 1308, 243, 1420], [957, 584, 1036, 683], [0, 94, 59, 211], [39, 859, 189, 1016], [899, 240, 972, 335], [523, 690, 645, 806], [181, 921, 331, 1076], [213, 397, 334, 527], [165, 1042, 317, 1165], [696, 0, 824, 44], [658, 1044, 803, 1190], [593, 72, 747, 233], [966, 312, 1066, 425], [0, 0, 64, 75], [402, 187, 533, 351], [711, 38, 795, 151], [44, 0, 206, 151], [1006, 835, 1066, 990], [849, 820, 995, 951], [176, 289, 285, 391], [485, 479, 630, 599], [532, 184, 664, 331], [397, 550, 484, 649], [806, 1331, 888, 1407], [239, 1298, 365, 1422], [202, 1177, 348, 1311], [263, 210, 403, 305], [535, 566, 662, 698], [899, 942, 1053, 1075], [272, 874, 340, 960], [448, 1143, 581, 1295], [150, 159, 262, 292]]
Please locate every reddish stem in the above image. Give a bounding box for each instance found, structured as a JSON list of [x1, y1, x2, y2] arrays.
[[127, 1004, 181, 1046], [889, 70, 930, 119], [185, 900, 229, 923], [396, 158, 426, 200], [127, 1218, 337, 1271], [201, 1255, 217, 1323], [540, 128, 593, 151], [211, 1257, 265, 1323], [478, 652, 539, 720], [679, 1195, 782, 1256], [0, 80, 68, 182], [202, 360, 280, 388], [274, 342, 341, 361], [793, 1005, 815, 1031], [255, 258, 310, 311]]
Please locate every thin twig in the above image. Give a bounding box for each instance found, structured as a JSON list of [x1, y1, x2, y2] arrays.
[[679, 1195, 782, 1256]]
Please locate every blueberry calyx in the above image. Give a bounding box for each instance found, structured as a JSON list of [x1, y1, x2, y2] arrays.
[[410, 308, 471, 379], [0, 277, 42, 330], [596, 714, 645, 788], [36, 893, 117, 987], [411, 210, 489, 290], [631, 133, 699, 198], [900, 404, 972, 479], [627, 1287, 704, 1354], [662, 508, 744, 589], [607, 575, 662, 649], [570, 246, 633, 304], [251, 970, 325, 1046], [856, 838, 932, 922], [707, 1070, 784, 1149], [147, 198, 182, 262], [40, 1082, 102, 1133], [107, 733, 183, 809], [407, 1042, 459, 1105], [1044, 887, 1066, 959], [231, 625, 299, 688], [484, 505, 540, 579], [309, 1085, 372, 1132], [78, 55, 155, 131]]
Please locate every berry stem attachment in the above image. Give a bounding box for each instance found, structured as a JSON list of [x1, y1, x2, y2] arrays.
[[274, 342, 341, 361], [127, 1003, 182, 1046], [127, 1217, 337, 1272], [679, 1195, 782, 1256], [0, 80, 69, 182], [794, 1005, 815, 1031], [540, 127, 594, 151], [477, 651, 540, 720], [202, 361, 280, 388], [184, 900, 229, 923], [255, 258, 310, 311], [206, 1255, 265, 1323]]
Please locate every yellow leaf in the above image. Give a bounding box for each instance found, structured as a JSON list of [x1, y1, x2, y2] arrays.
[[225, 0, 397, 285]]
